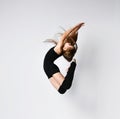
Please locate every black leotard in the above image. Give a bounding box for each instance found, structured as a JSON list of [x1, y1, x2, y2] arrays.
[[43, 47, 61, 78], [43, 46, 76, 94]]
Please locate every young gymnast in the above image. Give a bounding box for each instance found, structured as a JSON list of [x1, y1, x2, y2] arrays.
[[43, 22, 84, 94]]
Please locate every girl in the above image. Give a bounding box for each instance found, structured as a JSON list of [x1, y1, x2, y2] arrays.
[[43, 22, 84, 94]]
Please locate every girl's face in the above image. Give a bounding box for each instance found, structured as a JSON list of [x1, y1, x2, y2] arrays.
[[63, 42, 74, 51]]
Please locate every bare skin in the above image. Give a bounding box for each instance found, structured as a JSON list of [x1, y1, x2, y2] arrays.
[[49, 22, 84, 90]]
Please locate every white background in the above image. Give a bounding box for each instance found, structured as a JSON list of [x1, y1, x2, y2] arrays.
[[0, 0, 120, 119]]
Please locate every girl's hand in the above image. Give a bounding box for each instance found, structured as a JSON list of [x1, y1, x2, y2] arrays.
[[69, 22, 85, 36], [61, 22, 85, 41], [54, 22, 84, 54]]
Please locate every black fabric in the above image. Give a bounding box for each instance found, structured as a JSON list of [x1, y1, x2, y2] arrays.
[[58, 62, 76, 91], [58, 86, 67, 94], [43, 47, 76, 94], [43, 47, 61, 78]]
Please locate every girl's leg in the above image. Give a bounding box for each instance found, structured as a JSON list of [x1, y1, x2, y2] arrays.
[[52, 72, 64, 85], [52, 72, 67, 94], [49, 76, 67, 94], [49, 61, 76, 94], [49, 77, 61, 90]]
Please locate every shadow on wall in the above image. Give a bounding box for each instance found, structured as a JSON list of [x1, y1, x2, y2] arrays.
[[68, 35, 100, 115]]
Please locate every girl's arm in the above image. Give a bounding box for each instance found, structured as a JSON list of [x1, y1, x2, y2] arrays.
[[54, 22, 84, 54]]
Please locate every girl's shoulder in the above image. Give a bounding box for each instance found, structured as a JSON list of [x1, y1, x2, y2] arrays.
[[54, 44, 62, 55]]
